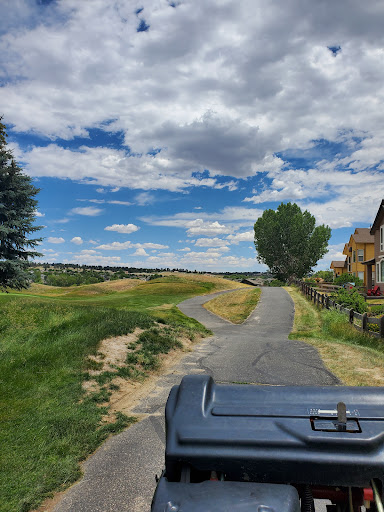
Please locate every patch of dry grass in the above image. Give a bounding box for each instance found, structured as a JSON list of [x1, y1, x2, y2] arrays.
[[24, 274, 244, 298], [166, 272, 249, 291], [303, 338, 384, 386], [26, 279, 142, 296], [204, 287, 261, 324]]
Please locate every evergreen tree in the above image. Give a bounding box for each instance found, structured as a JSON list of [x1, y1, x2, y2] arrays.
[[0, 118, 43, 291]]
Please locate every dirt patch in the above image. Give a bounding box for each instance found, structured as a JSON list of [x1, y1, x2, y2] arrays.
[[87, 330, 144, 373], [82, 325, 198, 421], [107, 333, 194, 417]]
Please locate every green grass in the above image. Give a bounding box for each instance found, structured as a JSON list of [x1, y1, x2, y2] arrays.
[[286, 286, 384, 386], [287, 286, 383, 351], [0, 275, 222, 511]]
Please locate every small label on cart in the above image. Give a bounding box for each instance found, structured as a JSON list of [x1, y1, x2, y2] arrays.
[[309, 408, 360, 417]]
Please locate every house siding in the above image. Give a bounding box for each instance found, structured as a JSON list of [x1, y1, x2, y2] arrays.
[[373, 209, 384, 293], [342, 231, 375, 286]]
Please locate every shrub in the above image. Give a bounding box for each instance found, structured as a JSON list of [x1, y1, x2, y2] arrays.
[[313, 270, 333, 282], [334, 274, 363, 287], [332, 289, 368, 313], [269, 279, 286, 287], [369, 304, 384, 317]]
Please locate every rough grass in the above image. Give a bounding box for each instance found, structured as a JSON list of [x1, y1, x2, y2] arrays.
[[1, 273, 236, 512], [286, 286, 384, 386], [203, 287, 262, 324]]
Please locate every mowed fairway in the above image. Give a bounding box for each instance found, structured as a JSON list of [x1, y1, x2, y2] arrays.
[[0, 274, 245, 512]]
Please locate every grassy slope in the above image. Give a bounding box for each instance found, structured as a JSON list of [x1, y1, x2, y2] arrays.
[[286, 286, 384, 386], [204, 287, 261, 324], [1, 275, 242, 512]]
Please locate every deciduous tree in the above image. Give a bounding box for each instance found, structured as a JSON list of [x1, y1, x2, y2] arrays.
[[254, 202, 331, 283], [0, 119, 43, 291]]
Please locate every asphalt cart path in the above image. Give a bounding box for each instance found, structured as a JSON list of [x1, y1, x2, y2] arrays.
[[53, 287, 338, 512]]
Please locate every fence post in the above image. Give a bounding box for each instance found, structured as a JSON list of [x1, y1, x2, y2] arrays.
[[380, 316, 384, 338], [362, 313, 368, 332], [325, 295, 329, 309], [349, 309, 354, 324]]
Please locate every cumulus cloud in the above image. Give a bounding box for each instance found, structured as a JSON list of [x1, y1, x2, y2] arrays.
[[227, 231, 254, 244], [3, 0, 384, 201], [47, 237, 65, 244], [185, 220, 232, 237], [104, 223, 140, 234], [70, 206, 103, 216], [96, 241, 132, 250], [96, 240, 168, 251], [194, 237, 229, 247], [70, 236, 83, 245], [133, 247, 149, 257]]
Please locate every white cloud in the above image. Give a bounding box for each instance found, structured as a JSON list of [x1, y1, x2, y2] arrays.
[[70, 236, 83, 245], [185, 220, 232, 237], [135, 192, 155, 206], [96, 240, 168, 251], [65, 254, 123, 266], [70, 206, 103, 216], [108, 200, 132, 206], [227, 231, 254, 244], [35, 210, 45, 217], [104, 223, 140, 234], [133, 247, 149, 257], [79, 249, 98, 255], [194, 237, 229, 248], [138, 242, 168, 249], [96, 241, 132, 250], [47, 237, 65, 244], [141, 207, 264, 229]]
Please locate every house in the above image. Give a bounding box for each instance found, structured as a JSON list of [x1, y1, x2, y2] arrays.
[[330, 260, 347, 279], [363, 200, 384, 292], [341, 228, 375, 286]]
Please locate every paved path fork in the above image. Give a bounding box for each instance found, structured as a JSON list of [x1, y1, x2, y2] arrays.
[[178, 286, 339, 385], [53, 287, 337, 512]]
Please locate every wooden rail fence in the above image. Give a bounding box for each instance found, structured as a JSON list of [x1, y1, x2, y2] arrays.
[[295, 280, 384, 339]]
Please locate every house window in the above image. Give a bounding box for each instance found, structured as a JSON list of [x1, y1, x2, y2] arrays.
[[358, 271, 364, 281], [358, 249, 364, 262], [348, 256, 351, 272], [353, 251, 356, 263], [381, 226, 384, 252], [378, 261, 384, 282], [372, 271, 375, 284]]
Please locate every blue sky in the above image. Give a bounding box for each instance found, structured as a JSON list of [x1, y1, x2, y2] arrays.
[[1, 0, 384, 272]]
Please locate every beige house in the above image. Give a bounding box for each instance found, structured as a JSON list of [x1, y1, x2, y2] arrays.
[[330, 260, 347, 279], [342, 228, 375, 286]]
